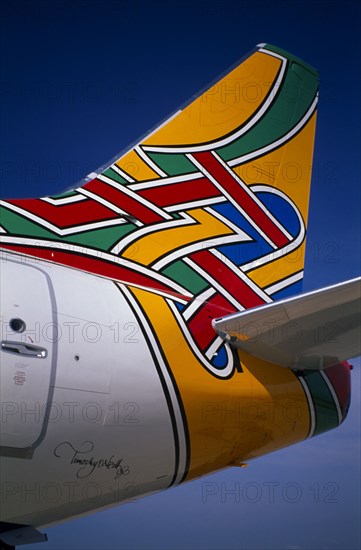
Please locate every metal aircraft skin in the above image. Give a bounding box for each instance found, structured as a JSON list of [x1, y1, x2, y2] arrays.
[[0, 44, 360, 548]]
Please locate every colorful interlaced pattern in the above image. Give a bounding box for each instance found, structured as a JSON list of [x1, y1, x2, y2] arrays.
[[0, 45, 318, 376]]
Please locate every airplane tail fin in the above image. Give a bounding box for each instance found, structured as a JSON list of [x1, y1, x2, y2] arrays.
[[0, 44, 318, 313], [3, 43, 355, 426]]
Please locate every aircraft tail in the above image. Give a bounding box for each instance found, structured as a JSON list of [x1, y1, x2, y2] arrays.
[[0, 43, 318, 315], [1, 44, 354, 442]]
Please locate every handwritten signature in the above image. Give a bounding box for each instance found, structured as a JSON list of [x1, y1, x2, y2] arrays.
[[54, 441, 130, 480]]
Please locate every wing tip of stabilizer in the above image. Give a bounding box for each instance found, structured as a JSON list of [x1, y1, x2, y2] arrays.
[[213, 276, 361, 371]]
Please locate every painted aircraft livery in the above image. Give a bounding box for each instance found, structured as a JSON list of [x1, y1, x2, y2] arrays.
[[0, 44, 360, 548]]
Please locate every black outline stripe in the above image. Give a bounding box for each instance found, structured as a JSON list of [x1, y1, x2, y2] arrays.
[[116, 284, 191, 485], [264, 269, 304, 293], [141, 59, 287, 152], [229, 93, 318, 167], [293, 371, 315, 438]]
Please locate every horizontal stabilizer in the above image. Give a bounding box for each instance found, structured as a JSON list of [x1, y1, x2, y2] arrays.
[[213, 277, 361, 370]]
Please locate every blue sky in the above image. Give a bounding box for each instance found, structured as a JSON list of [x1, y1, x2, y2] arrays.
[[0, 1, 360, 549]]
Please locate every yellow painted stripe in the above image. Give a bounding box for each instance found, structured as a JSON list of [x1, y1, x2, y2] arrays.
[[122, 208, 234, 264], [248, 241, 306, 289], [115, 150, 160, 181], [143, 51, 282, 147], [131, 288, 310, 480], [233, 114, 317, 290], [233, 113, 317, 225]]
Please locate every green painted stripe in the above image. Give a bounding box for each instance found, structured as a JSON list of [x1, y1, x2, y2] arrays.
[[303, 371, 339, 436], [263, 44, 319, 77], [162, 260, 208, 294], [49, 190, 78, 199], [0, 206, 135, 250], [147, 152, 197, 176], [0, 207, 58, 239], [218, 61, 318, 163], [63, 224, 135, 249], [143, 59, 317, 175], [103, 167, 129, 185]]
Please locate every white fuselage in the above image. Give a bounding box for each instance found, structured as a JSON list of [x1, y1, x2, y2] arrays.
[[0, 254, 185, 528]]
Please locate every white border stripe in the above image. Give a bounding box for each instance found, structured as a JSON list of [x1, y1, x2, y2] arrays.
[[240, 185, 305, 272], [229, 93, 318, 167], [135, 145, 168, 177], [184, 257, 245, 312], [0, 200, 129, 236], [183, 287, 216, 321], [265, 271, 304, 295], [153, 234, 250, 272], [111, 212, 194, 255], [211, 151, 293, 240], [165, 196, 227, 213], [97, 174, 172, 221], [41, 195, 86, 205], [77, 187, 138, 221], [205, 336, 225, 360], [129, 172, 204, 191], [210, 248, 272, 303], [298, 376, 316, 438], [187, 153, 278, 250], [320, 370, 343, 425], [116, 205, 251, 271], [111, 164, 135, 182], [204, 205, 253, 236]]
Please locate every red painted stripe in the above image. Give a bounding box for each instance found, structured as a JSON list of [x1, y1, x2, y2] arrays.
[[6, 197, 118, 228], [138, 177, 221, 207], [193, 151, 290, 248], [0, 244, 190, 301], [188, 292, 236, 349], [84, 179, 164, 224], [191, 249, 266, 309], [323, 362, 351, 420]]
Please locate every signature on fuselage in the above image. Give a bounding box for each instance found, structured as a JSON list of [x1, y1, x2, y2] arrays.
[[54, 441, 130, 480]]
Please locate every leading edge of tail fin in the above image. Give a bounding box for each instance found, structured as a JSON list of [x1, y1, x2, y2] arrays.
[[0, 43, 319, 308]]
